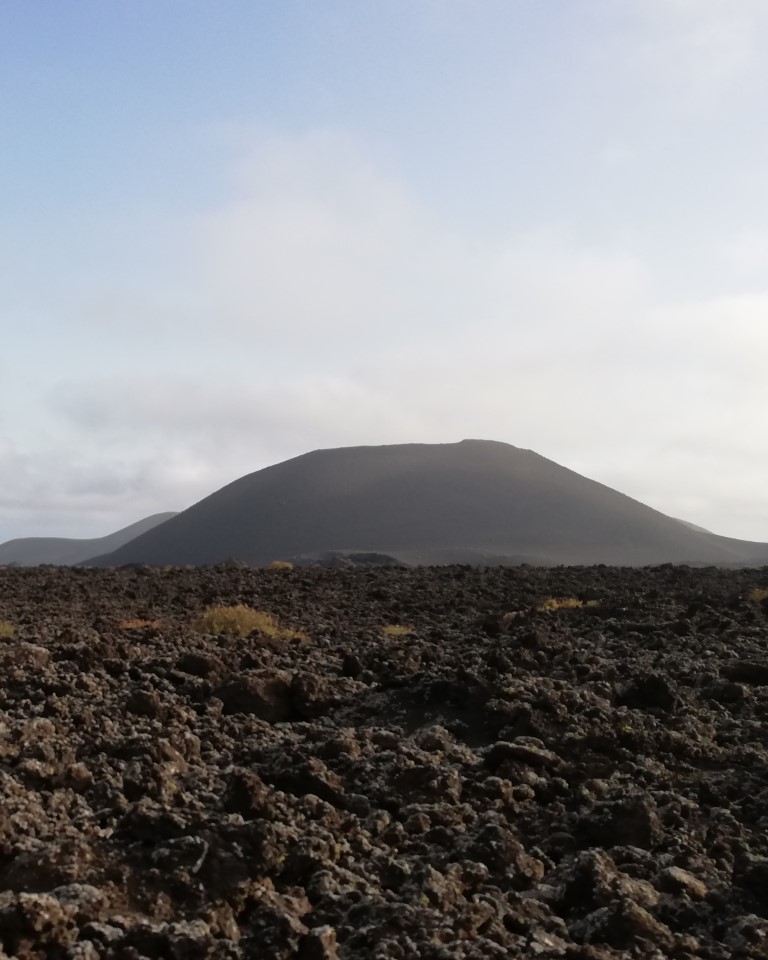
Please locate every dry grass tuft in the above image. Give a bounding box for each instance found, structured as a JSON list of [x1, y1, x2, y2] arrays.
[[266, 560, 294, 571], [749, 587, 768, 603], [381, 624, 414, 637], [0, 620, 14, 638], [117, 619, 162, 630], [537, 597, 598, 613], [195, 604, 305, 640]]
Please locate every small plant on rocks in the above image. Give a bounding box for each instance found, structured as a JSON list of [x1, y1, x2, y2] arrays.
[[0, 620, 14, 638], [195, 604, 305, 640], [537, 597, 598, 612], [381, 624, 414, 636]]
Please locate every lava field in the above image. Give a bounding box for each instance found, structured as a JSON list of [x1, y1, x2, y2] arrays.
[[2, 562, 768, 959]]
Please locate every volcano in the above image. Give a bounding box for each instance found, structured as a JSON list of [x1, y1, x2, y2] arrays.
[[85, 441, 768, 567]]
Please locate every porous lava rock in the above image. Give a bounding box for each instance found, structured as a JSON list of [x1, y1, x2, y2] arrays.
[[1, 561, 768, 957]]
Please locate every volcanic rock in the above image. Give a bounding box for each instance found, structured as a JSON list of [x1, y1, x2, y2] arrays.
[[0, 562, 767, 957]]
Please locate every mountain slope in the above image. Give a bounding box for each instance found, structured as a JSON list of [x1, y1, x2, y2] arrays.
[[0, 513, 178, 567], [86, 440, 768, 567]]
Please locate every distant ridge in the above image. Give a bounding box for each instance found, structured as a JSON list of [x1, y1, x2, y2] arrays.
[[86, 441, 768, 567], [0, 512, 178, 566]]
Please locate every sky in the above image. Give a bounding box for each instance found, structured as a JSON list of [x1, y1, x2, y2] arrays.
[[2, 0, 768, 542]]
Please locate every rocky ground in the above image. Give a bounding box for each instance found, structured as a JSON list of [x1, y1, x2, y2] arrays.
[[1, 563, 768, 959]]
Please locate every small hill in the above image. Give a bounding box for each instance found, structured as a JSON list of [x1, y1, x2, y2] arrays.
[[87, 440, 768, 567], [0, 513, 177, 567]]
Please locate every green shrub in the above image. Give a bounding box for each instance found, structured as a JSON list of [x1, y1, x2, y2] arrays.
[[195, 604, 305, 640]]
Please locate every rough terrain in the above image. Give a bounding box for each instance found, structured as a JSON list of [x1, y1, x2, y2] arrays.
[[1, 562, 768, 958]]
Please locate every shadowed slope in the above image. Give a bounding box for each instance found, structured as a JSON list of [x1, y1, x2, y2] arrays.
[[0, 513, 178, 566], [86, 441, 768, 567]]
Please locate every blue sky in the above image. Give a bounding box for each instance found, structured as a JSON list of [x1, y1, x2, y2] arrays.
[[2, 0, 768, 541]]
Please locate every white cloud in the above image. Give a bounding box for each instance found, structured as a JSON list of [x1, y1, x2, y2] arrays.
[[184, 131, 651, 362], [721, 229, 768, 277], [0, 439, 177, 540], [594, 0, 768, 105], [600, 143, 637, 168]]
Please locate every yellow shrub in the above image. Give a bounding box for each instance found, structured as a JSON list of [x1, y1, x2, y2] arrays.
[[381, 624, 414, 637], [117, 619, 161, 630], [195, 604, 305, 640], [266, 560, 294, 571], [537, 597, 598, 612], [749, 587, 768, 603], [0, 620, 14, 638]]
